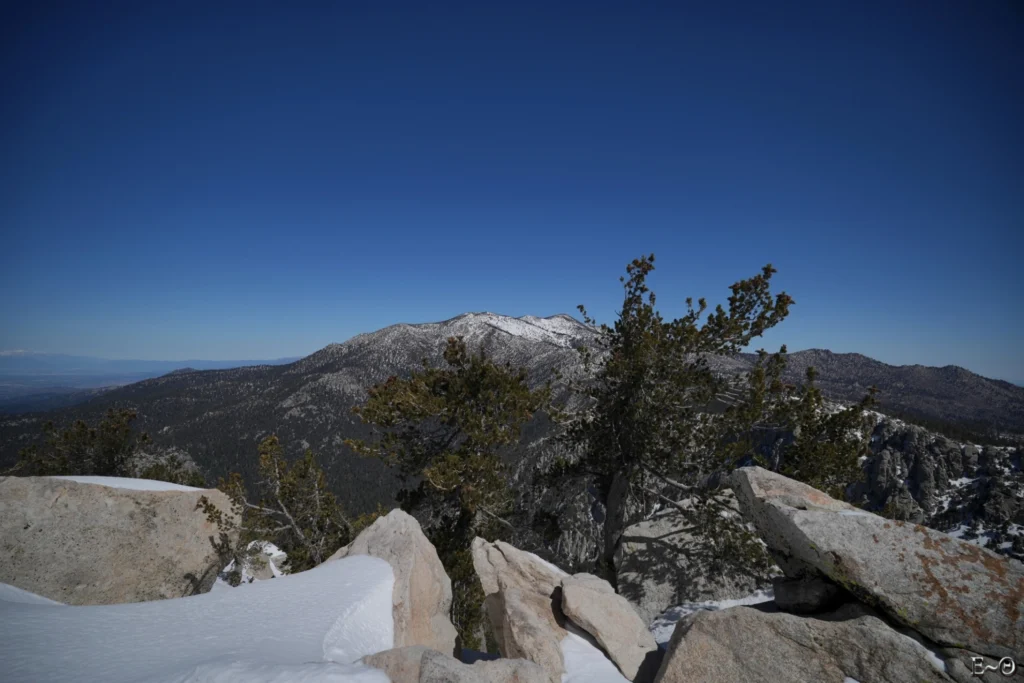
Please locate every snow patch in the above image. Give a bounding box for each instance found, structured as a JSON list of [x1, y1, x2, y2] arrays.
[[0, 554, 395, 683], [478, 314, 586, 348], [649, 589, 775, 646], [50, 475, 203, 492], [561, 623, 629, 683]]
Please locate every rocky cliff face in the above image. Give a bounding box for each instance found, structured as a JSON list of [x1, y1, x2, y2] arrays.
[[852, 415, 1023, 560]]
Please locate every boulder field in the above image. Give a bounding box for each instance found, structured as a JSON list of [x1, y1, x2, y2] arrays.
[[3, 468, 1020, 683]]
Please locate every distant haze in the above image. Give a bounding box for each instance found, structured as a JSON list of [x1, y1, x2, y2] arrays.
[[0, 352, 301, 377], [0, 353, 301, 413]]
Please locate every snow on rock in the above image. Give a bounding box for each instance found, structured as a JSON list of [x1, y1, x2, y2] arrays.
[[0, 554, 395, 683], [49, 475, 203, 492], [213, 541, 290, 590], [560, 624, 629, 683], [648, 589, 775, 646]]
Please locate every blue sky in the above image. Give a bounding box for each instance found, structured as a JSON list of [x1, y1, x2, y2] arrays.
[[1, 2, 1021, 381]]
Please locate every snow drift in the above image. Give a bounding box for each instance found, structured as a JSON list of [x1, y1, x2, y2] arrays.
[[0, 554, 395, 683]]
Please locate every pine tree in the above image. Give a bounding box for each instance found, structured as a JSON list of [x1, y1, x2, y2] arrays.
[[347, 335, 550, 649], [212, 435, 354, 575], [553, 254, 876, 585]]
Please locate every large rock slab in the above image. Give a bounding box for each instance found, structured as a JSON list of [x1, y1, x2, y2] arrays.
[[615, 492, 770, 623], [560, 573, 658, 680], [362, 646, 547, 683], [655, 604, 954, 683], [0, 476, 237, 604], [332, 509, 458, 655], [471, 538, 569, 683], [732, 466, 1024, 661]]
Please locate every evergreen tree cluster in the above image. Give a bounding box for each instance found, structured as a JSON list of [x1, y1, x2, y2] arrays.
[[7, 408, 203, 487]]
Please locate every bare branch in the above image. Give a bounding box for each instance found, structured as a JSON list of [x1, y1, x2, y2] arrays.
[[478, 506, 516, 530], [640, 486, 692, 516]]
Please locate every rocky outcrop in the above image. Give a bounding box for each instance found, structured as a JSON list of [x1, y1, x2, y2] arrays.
[[363, 646, 548, 683], [471, 538, 569, 683], [0, 476, 237, 605], [614, 491, 769, 623], [472, 538, 660, 683], [852, 420, 1024, 559], [654, 603, 953, 683], [733, 466, 1024, 662], [560, 573, 658, 680], [331, 509, 458, 655]]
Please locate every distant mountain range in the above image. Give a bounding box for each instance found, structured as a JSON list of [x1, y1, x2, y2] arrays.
[[2, 313, 1022, 515], [0, 353, 302, 414], [0, 351, 301, 376]]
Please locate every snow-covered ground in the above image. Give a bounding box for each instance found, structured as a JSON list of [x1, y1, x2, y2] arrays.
[[648, 589, 775, 646], [0, 555, 395, 683], [49, 475, 203, 492]]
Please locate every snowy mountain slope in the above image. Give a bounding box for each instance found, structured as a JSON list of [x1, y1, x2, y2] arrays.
[[0, 555, 395, 683]]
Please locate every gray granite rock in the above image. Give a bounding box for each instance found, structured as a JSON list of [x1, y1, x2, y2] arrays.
[[560, 573, 658, 680], [332, 509, 457, 655], [655, 604, 954, 683], [0, 476, 238, 604], [733, 466, 1024, 661]]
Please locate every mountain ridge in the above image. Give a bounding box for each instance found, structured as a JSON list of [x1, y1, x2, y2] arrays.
[[1, 312, 1021, 517]]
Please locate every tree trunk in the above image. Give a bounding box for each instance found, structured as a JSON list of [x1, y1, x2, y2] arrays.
[[601, 470, 629, 589]]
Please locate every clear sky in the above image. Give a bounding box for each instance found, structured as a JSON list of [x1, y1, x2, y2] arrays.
[[1, 2, 1021, 381]]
